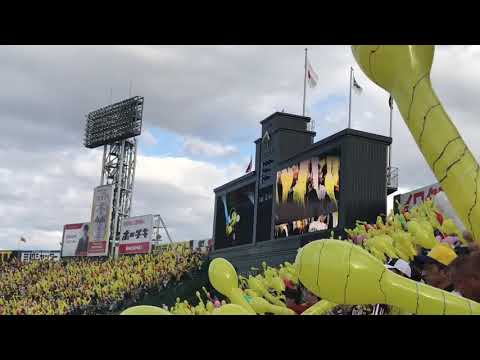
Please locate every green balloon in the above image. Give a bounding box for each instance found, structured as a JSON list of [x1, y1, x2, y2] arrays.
[[120, 305, 171, 315]]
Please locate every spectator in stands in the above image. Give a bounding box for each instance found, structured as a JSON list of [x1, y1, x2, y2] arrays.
[[284, 281, 318, 314], [0, 243, 205, 315], [462, 231, 479, 253], [75, 224, 90, 256], [415, 244, 457, 292], [449, 251, 480, 302]]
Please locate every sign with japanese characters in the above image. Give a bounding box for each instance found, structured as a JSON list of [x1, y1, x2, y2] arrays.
[[87, 184, 114, 257], [119, 215, 153, 255], [19, 251, 61, 263]]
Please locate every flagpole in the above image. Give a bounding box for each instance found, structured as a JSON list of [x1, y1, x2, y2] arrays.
[[389, 96, 393, 170], [303, 48, 307, 117], [348, 67, 353, 129]]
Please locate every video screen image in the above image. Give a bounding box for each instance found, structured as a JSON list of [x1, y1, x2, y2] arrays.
[[215, 183, 255, 249], [274, 155, 340, 238]]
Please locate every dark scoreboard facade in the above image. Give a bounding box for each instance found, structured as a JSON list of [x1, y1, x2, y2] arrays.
[[211, 112, 392, 274]]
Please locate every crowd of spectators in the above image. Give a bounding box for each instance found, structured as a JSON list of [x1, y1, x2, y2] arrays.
[[0, 244, 206, 315]]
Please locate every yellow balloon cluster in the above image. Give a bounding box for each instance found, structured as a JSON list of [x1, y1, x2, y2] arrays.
[[121, 229, 479, 315], [345, 198, 466, 263], [121, 305, 171, 315], [351, 45, 480, 245], [120, 257, 307, 315]]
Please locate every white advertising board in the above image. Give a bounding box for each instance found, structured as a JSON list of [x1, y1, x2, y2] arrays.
[[87, 184, 114, 257], [119, 215, 153, 255]]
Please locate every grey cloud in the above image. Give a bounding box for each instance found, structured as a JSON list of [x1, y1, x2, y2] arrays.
[[0, 45, 351, 151], [182, 136, 237, 157]]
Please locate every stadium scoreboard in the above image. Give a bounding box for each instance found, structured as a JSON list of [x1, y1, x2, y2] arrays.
[[84, 96, 144, 149]]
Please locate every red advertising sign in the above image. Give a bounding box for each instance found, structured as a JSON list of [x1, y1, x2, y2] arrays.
[[118, 242, 151, 254], [398, 183, 443, 212]]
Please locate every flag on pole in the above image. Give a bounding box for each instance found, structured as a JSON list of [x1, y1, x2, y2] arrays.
[[306, 60, 319, 88], [352, 75, 363, 94], [388, 95, 393, 109], [245, 156, 253, 173]]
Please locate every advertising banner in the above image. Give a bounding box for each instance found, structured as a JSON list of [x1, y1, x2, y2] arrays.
[[87, 184, 114, 257], [394, 183, 465, 231], [119, 215, 153, 255], [61, 223, 90, 257], [395, 183, 442, 212], [19, 251, 61, 262]]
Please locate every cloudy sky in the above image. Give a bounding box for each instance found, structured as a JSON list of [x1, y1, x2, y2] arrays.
[[1, 45, 480, 250]]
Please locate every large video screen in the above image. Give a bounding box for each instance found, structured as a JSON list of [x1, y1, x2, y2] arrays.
[[215, 183, 255, 249], [274, 155, 340, 238]]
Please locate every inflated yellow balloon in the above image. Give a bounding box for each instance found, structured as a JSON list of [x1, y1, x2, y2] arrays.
[[209, 258, 238, 295], [301, 300, 337, 315], [352, 45, 480, 245], [296, 239, 480, 315], [244, 289, 260, 298], [391, 231, 417, 260], [120, 305, 171, 315], [208, 258, 256, 314], [249, 297, 295, 315], [365, 235, 398, 260], [206, 301, 214, 313], [264, 269, 285, 293], [247, 275, 285, 307], [407, 220, 437, 249], [211, 304, 255, 315]]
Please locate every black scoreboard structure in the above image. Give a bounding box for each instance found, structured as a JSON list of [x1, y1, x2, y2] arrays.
[[84, 96, 144, 257], [211, 112, 397, 273]]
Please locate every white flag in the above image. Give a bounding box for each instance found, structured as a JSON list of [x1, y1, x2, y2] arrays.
[[307, 60, 319, 88], [352, 75, 363, 94]]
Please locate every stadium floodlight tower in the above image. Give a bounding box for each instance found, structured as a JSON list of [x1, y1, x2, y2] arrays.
[[84, 96, 144, 258]]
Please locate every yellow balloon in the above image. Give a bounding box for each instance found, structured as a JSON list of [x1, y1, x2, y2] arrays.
[[249, 297, 295, 315], [244, 289, 260, 298], [408, 221, 437, 249], [352, 45, 480, 245], [247, 275, 285, 307], [301, 300, 337, 315], [365, 235, 397, 260], [442, 218, 460, 236], [211, 304, 254, 315], [391, 231, 417, 259], [208, 258, 238, 295], [208, 258, 256, 314], [120, 305, 171, 315], [296, 239, 480, 315]]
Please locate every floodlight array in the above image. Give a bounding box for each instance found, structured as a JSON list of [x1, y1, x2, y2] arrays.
[[84, 96, 144, 148]]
